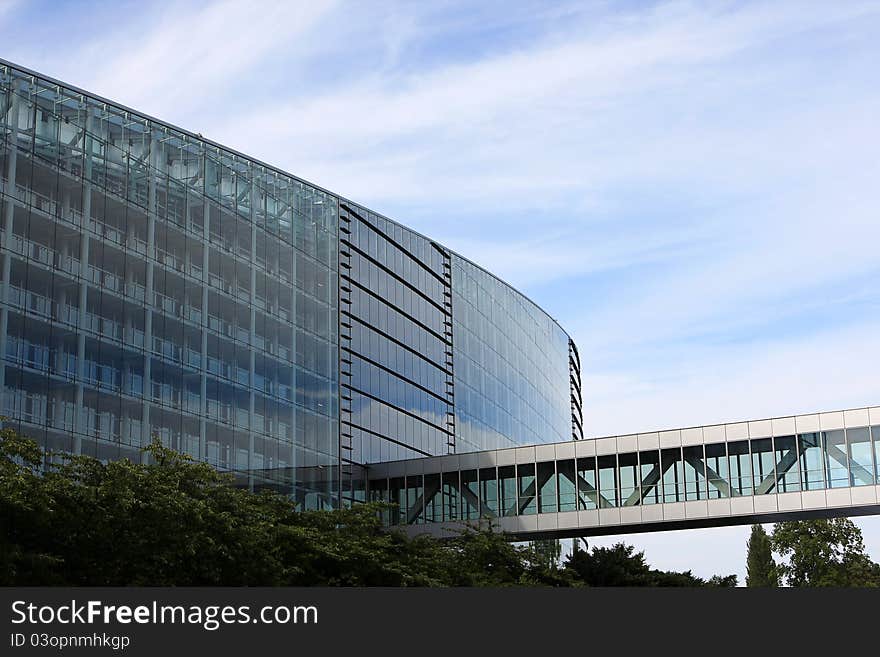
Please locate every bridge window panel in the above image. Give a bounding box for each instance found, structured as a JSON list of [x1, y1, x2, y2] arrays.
[[597, 455, 618, 508], [846, 428, 874, 487], [773, 435, 801, 493], [422, 473, 442, 523], [537, 461, 557, 514], [661, 448, 683, 503], [798, 432, 826, 491], [618, 452, 639, 506], [499, 465, 517, 516], [389, 476, 406, 525], [823, 430, 848, 489], [461, 469, 479, 519], [728, 440, 753, 496], [557, 459, 577, 512], [576, 456, 597, 510], [750, 438, 775, 494], [369, 477, 389, 526], [704, 443, 729, 498], [517, 463, 537, 515], [638, 450, 661, 505], [873, 426, 880, 483], [479, 467, 499, 517], [683, 446, 707, 500], [405, 475, 424, 524], [442, 471, 460, 521]]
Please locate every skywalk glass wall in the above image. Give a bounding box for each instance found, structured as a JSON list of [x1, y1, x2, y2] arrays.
[[0, 63, 339, 509], [373, 424, 880, 524]]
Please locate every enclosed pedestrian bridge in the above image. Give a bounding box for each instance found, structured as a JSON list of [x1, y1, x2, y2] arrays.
[[367, 406, 880, 540]]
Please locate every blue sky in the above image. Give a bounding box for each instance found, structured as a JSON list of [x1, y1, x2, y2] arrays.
[[3, 0, 880, 581]]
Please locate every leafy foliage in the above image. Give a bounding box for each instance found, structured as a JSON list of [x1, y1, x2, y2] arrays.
[[746, 524, 779, 587], [0, 428, 731, 586], [564, 541, 734, 587], [770, 519, 880, 587]]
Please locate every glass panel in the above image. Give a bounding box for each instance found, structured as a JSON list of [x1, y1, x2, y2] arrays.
[[639, 450, 661, 505], [750, 438, 774, 494], [576, 456, 597, 510], [461, 469, 479, 519], [704, 442, 728, 498], [683, 445, 706, 500], [389, 476, 406, 524], [873, 426, 880, 484], [597, 455, 618, 508], [369, 478, 390, 523], [728, 440, 752, 496], [406, 474, 424, 524], [442, 471, 459, 521], [537, 461, 557, 513], [798, 433, 826, 491], [846, 428, 873, 486], [424, 472, 442, 522], [661, 448, 683, 503], [774, 435, 800, 493], [557, 459, 577, 512], [517, 463, 537, 515], [479, 467, 498, 517], [618, 452, 638, 506], [499, 465, 517, 516], [823, 430, 848, 489]]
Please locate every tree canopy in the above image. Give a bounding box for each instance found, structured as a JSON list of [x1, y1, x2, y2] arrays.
[[771, 519, 880, 587], [746, 524, 779, 587], [1, 428, 738, 586]]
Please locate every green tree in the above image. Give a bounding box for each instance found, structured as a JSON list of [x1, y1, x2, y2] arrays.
[[0, 427, 739, 587], [770, 519, 880, 587], [563, 542, 734, 587], [529, 538, 562, 570], [746, 524, 779, 587]]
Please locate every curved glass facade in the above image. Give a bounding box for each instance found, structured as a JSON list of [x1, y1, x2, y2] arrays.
[[452, 257, 573, 452], [0, 60, 582, 509]]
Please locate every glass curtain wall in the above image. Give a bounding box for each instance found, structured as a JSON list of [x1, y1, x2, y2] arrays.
[[0, 63, 339, 509]]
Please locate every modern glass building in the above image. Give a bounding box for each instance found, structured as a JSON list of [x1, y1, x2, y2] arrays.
[[0, 59, 582, 510]]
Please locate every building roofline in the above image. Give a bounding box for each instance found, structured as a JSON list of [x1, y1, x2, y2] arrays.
[[0, 56, 573, 341]]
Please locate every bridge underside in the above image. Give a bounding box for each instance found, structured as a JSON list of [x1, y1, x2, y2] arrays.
[[399, 499, 880, 541], [367, 406, 880, 540]]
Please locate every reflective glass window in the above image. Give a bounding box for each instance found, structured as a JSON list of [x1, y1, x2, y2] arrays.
[[576, 456, 598, 510], [823, 430, 848, 489], [442, 471, 459, 521], [537, 461, 557, 513], [846, 428, 873, 486], [683, 445, 707, 500], [750, 438, 774, 494], [728, 440, 753, 496], [499, 465, 517, 516], [461, 469, 479, 519], [618, 452, 638, 506], [517, 463, 537, 515], [557, 459, 577, 512], [424, 473, 442, 522], [639, 450, 661, 505], [774, 435, 800, 493], [661, 448, 683, 503], [798, 433, 826, 491], [479, 467, 498, 517], [597, 455, 617, 508], [704, 442, 728, 498]]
